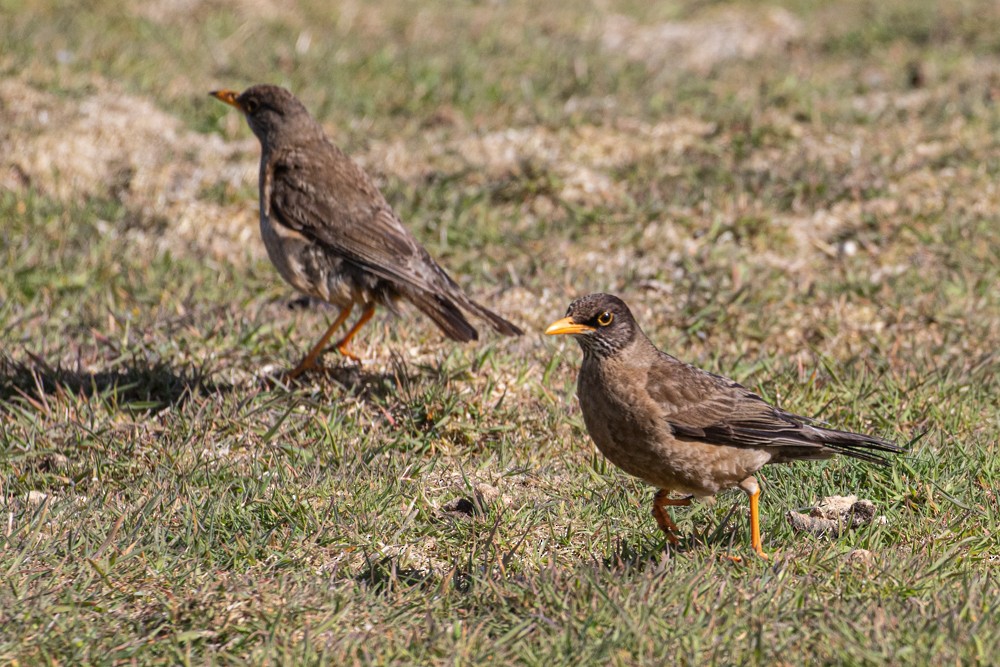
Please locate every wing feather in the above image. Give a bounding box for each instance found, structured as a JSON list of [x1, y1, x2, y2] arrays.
[[645, 352, 900, 464], [267, 144, 454, 295]]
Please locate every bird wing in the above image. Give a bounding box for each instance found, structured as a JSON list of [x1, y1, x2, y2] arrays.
[[644, 355, 814, 449], [643, 352, 898, 464], [266, 143, 460, 295]]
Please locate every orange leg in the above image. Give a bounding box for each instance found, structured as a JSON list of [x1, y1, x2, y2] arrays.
[[285, 304, 354, 380], [739, 477, 769, 560], [652, 489, 692, 545], [332, 305, 375, 362]]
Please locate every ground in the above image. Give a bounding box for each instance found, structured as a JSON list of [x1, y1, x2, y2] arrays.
[[1, 0, 999, 664]]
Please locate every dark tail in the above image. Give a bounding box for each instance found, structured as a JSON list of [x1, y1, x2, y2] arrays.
[[457, 295, 524, 337], [406, 263, 523, 340], [810, 426, 905, 466], [408, 288, 524, 341], [406, 291, 480, 342]]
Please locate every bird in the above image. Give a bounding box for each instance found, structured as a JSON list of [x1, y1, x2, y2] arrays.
[[210, 85, 522, 378], [544, 293, 901, 559]]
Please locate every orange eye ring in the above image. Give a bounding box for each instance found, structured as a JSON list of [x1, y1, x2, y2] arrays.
[[597, 311, 613, 326]]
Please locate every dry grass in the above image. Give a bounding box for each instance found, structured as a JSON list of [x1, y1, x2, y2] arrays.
[[2, 0, 1000, 664]]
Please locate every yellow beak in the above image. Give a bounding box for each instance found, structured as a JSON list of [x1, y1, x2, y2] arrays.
[[210, 89, 242, 110], [544, 317, 595, 336]]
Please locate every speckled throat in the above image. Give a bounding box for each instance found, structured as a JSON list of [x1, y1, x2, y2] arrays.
[[576, 329, 632, 360]]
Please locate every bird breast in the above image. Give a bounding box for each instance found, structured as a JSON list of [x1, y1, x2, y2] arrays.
[[258, 207, 357, 308], [577, 357, 771, 496]]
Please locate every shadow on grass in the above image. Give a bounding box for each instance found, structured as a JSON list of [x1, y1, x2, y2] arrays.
[[0, 352, 230, 413], [600, 501, 745, 569], [285, 350, 433, 405], [354, 555, 446, 594], [293, 362, 403, 399]]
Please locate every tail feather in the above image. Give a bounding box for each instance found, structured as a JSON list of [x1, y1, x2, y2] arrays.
[[406, 291, 479, 342], [458, 295, 524, 337], [809, 426, 904, 465], [404, 274, 523, 340], [430, 264, 523, 337]]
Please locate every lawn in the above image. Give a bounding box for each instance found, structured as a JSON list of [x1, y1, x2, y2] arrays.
[[2, 0, 999, 663]]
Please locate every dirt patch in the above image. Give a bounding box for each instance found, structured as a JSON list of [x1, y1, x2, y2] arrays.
[[1, 75, 717, 263], [1, 78, 262, 261], [4, 81, 199, 200], [368, 118, 715, 208], [600, 7, 803, 72], [134, 0, 301, 24]]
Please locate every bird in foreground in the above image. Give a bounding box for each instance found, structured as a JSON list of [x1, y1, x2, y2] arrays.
[[211, 85, 522, 378], [545, 293, 901, 559]]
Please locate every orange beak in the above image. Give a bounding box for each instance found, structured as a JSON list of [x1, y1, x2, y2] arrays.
[[210, 89, 242, 110], [544, 317, 595, 336]]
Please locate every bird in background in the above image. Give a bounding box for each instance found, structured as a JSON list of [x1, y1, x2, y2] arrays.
[[545, 293, 902, 559], [211, 84, 522, 379]]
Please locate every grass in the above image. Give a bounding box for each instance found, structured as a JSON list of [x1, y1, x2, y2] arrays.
[[2, 0, 1000, 663]]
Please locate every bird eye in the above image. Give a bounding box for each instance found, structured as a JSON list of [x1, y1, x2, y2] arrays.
[[596, 311, 613, 326], [243, 98, 258, 113]]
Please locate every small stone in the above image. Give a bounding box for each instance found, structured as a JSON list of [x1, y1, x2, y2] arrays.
[[45, 453, 69, 470], [474, 482, 501, 509], [26, 490, 48, 504], [847, 499, 877, 526], [811, 495, 858, 519], [441, 497, 476, 517], [848, 549, 875, 567], [788, 495, 882, 537]]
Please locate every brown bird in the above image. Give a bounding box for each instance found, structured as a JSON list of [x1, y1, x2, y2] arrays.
[[211, 85, 522, 378], [545, 293, 901, 559]]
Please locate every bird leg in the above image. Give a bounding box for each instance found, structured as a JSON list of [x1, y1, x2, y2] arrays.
[[739, 477, 769, 560], [652, 489, 692, 545], [331, 305, 375, 362], [285, 304, 354, 380]]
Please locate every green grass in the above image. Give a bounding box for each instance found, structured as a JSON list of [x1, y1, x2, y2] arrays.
[[3, 0, 1000, 664]]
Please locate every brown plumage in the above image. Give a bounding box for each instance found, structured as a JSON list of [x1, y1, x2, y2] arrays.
[[211, 85, 522, 377], [545, 293, 901, 558]]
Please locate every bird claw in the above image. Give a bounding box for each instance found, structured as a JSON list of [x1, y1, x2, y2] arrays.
[[283, 360, 319, 382], [336, 345, 363, 364], [723, 548, 771, 564]]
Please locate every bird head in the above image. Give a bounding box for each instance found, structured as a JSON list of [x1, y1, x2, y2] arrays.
[[545, 293, 639, 358], [210, 84, 313, 145]]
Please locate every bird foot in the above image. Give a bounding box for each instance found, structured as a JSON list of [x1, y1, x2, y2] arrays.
[[283, 359, 320, 382], [724, 549, 771, 564], [336, 344, 363, 364], [652, 507, 682, 538], [652, 490, 691, 542]]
